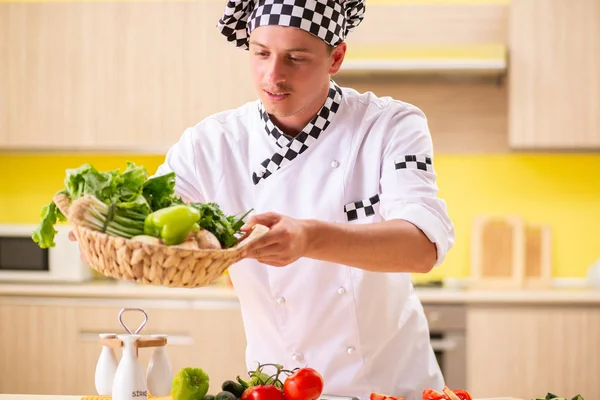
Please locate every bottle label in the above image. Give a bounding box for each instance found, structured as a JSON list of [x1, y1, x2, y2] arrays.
[[132, 390, 148, 398]]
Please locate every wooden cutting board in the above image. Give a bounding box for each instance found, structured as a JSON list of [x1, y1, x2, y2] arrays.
[[470, 215, 552, 289], [471, 215, 525, 288], [523, 223, 552, 288]]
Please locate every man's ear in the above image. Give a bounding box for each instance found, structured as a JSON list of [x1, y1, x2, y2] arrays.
[[328, 42, 347, 75]]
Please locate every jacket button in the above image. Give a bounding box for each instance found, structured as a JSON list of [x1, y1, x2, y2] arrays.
[[337, 287, 346, 295], [276, 297, 286, 304], [346, 346, 355, 354], [330, 160, 340, 169], [292, 353, 303, 362]]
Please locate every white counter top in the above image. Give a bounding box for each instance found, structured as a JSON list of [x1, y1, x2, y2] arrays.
[[0, 280, 238, 301], [0, 395, 524, 400], [1, 279, 600, 305]]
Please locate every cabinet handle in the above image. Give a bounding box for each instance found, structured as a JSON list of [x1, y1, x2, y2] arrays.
[[430, 338, 458, 351], [78, 331, 195, 346]]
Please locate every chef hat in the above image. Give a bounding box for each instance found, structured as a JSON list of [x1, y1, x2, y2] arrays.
[[217, 0, 366, 50]]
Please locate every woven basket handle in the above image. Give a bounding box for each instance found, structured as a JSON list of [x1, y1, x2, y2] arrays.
[[53, 193, 71, 220], [234, 224, 269, 250]]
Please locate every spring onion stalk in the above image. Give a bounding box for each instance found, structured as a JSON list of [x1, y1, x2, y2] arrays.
[[69, 195, 146, 238]]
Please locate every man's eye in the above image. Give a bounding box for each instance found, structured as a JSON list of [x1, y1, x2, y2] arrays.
[[289, 57, 305, 62], [255, 52, 268, 57]]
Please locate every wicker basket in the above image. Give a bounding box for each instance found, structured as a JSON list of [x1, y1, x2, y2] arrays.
[[53, 194, 268, 288]]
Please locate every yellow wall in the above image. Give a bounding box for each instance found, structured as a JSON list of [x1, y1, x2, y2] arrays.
[[1, 153, 598, 278]]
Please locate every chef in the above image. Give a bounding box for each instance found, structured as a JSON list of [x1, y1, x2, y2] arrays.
[[154, 0, 455, 399]]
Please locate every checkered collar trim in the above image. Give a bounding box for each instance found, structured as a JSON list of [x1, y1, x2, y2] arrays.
[[252, 80, 342, 185]]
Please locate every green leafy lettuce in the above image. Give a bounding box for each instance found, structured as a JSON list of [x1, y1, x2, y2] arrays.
[[190, 202, 252, 249], [32, 162, 182, 248]]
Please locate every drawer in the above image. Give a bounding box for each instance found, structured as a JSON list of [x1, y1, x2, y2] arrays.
[[422, 304, 466, 331]]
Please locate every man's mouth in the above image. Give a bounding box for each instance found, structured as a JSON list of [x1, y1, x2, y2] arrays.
[[264, 90, 290, 101]]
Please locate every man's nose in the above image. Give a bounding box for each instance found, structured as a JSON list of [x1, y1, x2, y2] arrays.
[[265, 57, 286, 84]]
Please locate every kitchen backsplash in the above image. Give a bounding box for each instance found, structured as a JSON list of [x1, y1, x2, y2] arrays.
[[1, 152, 598, 279]]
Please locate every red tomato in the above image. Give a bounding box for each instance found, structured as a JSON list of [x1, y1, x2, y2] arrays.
[[370, 393, 405, 400], [241, 385, 284, 400], [452, 390, 473, 400], [422, 388, 448, 400], [283, 368, 324, 400]]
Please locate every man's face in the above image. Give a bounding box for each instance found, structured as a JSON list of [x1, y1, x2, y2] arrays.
[[248, 25, 345, 120]]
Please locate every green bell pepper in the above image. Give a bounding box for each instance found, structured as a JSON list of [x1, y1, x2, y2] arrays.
[[144, 204, 201, 246]]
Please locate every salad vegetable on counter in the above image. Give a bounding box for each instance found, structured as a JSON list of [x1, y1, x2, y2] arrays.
[[172, 362, 324, 400], [170, 362, 483, 400], [536, 394, 584, 400], [32, 162, 251, 249]]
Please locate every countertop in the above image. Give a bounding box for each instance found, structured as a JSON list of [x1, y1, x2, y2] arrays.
[[1, 279, 600, 305], [0, 396, 525, 400]]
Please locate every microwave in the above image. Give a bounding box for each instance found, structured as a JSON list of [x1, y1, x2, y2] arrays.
[[0, 223, 94, 283]]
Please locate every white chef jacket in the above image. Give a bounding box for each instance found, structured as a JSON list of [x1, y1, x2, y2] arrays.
[[155, 81, 455, 400]]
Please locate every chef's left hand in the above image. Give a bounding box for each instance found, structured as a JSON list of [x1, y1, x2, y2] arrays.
[[241, 212, 310, 267]]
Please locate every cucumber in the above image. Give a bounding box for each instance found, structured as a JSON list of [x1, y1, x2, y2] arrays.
[[221, 380, 245, 397], [215, 391, 237, 400], [204, 396, 215, 400]]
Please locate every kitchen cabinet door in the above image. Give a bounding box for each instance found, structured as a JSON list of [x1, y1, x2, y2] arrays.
[[0, 299, 248, 396], [466, 305, 600, 399], [0, 6, 8, 148], [508, 0, 600, 149], [0, 1, 256, 152]]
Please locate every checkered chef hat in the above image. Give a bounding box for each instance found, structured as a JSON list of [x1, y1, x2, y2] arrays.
[[217, 0, 366, 50]]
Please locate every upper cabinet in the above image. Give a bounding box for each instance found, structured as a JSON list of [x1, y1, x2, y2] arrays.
[[508, 0, 600, 149], [0, 1, 256, 152], [340, 1, 509, 76], [0, 7, 8, 148], [2, 0, 598, 152]]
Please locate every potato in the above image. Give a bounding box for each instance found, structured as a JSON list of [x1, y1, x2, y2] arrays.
[[195, 229, 222, 250], [173, 240, 200, 250], [130, 235, 161, 245]]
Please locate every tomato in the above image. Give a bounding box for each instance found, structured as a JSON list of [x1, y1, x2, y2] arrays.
[[283, 367, 324, 400], [423, 387, 473, 400], [370, 393, 405, 400], [422, 388, 447, 400], [451, 390, 473, 400], [241, 385, 284, 400]]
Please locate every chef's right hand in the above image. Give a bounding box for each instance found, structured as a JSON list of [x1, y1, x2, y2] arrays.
[[68, 231, 90, 265]]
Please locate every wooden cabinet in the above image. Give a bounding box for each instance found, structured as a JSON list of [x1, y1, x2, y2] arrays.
[[0, 1, 256, 152], [466, 304, 600, 399], [508, 0, 600, 149], [0, 298, 248, 396], [0, 6, 7, 148]]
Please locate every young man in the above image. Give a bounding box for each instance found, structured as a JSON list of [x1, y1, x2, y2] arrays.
[[155, 1, 455, 399]]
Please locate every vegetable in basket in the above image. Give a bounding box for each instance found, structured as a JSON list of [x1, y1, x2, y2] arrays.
[[32, 162, 251, 249], [144, 205, 201, 246]]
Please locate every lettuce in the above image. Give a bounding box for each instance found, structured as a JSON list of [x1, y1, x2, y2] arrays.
[[32, 162, 182, 248]]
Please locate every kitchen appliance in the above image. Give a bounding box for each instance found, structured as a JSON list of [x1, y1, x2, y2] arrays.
[[0, 223, 93, 283], [424, 303, 467, 390]]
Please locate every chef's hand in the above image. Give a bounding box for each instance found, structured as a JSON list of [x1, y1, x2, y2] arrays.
[[241, 212, 310, 267]]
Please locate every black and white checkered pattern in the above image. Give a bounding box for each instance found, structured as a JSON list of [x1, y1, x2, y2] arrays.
[[252, 81, 342, 185], [395, 155, 433, 173], [217, 0, 366, 50], [344, 194, 380, 222]]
